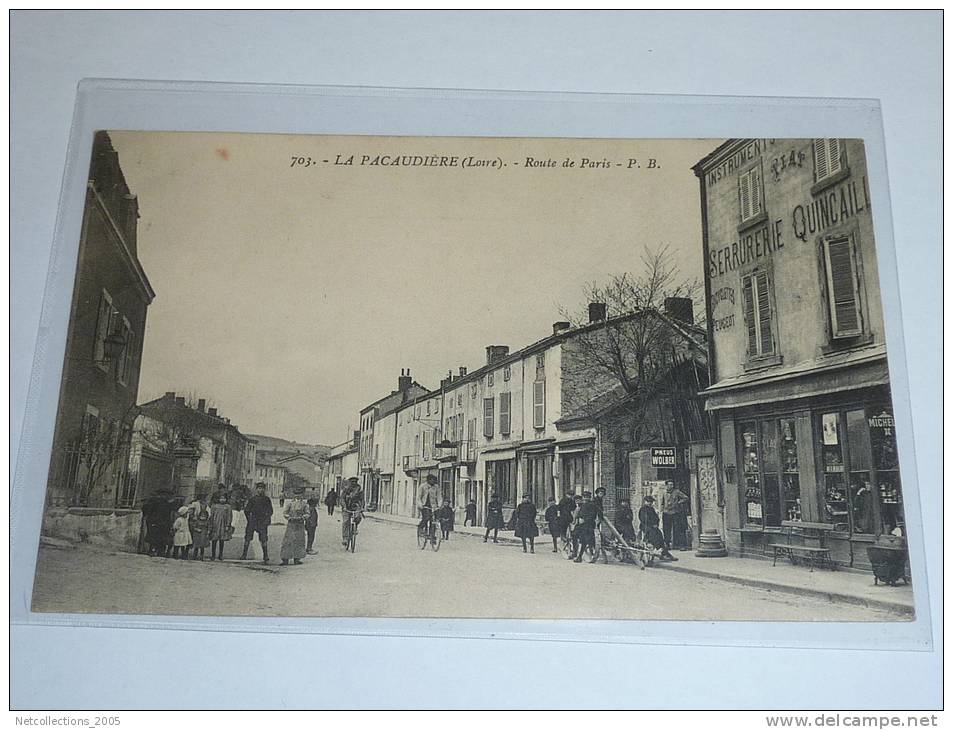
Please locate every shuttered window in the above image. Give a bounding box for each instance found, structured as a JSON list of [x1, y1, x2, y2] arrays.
[[483, 398, 494, 439], [813, 138, 843, 182], [499, 392, 511, 436], [742, 270, 775, 357], [533, 381, 546, 429], [739, 165, 763, 223], [823, 236, 863, 338], [118, 317, 134, 386]]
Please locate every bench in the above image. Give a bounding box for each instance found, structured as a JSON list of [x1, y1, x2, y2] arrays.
[[769, 521, 837, 572]]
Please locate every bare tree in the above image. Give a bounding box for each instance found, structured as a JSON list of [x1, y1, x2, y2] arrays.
[[560, 245, 709, 447]]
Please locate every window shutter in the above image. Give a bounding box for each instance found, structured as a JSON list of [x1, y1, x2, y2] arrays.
[[743, 276, 757, 356], [500, 392, 511, 435], [751, 166, 762, 216], [827, 139, 842, 176], [739, 171, 751, 221], [93, 292, 112, 361], [533, 381, 546, 429], [483, 398, 494, 438], [756, 271, 774, 354], [825, 237, 861, 337], [813, 138, 828, 179]]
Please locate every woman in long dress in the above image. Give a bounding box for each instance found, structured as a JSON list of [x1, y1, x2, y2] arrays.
[[208, 493, 233, 561], [280, 487, 309, 565]]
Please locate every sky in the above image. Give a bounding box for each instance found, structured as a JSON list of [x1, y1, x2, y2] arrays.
[[110, 132, 719, 445]]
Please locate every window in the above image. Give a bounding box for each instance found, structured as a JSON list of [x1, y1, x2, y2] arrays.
[[561, 453, 592, 494], [739, 422, 764, 526], [525, 454, 552, 510], [533, 381, 546, 429], [426, 400, 431, 416], [813, 138, 843, 183], [116, 317, 134, 385], [415, 434, 420, 458], [819, 406, 902, 536], [457, 393, 463, 407], [92, 289, 114, 369], [499, 392, 511, 436], [470, 383, 477, 399], [503, 365, 510, 382], [741, 270, 775, 358], [483, 398, 494, 439], [487, 372, 494, 388], [82, 404, 100, 437], [423, 431, 430, 460], [738, 165, 764, 224], [822, 235, 863, 339], [738, 417, 803, 527], [536, 352, 545, 376], [486, 459, 515, 507]]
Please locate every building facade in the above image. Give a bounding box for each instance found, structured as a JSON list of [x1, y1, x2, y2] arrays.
[[322, 431, 360, 499], [46, 131, 156, 508], [694, 138, 903, 569]]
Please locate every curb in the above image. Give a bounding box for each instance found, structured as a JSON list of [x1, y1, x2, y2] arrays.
[[368, 514, 913, 616]]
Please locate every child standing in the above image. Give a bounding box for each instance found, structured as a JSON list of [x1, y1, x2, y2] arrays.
[[189, 494, 211, 561], [436, 499, 454, 540], [544, 497, 560, 552], [208, 493, 233, 561], [172, 506, 192, 560]]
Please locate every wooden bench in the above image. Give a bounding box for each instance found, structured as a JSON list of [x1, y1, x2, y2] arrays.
[[769, 521, 837, 572]]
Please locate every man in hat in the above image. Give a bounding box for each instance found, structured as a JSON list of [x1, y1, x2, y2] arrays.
[[241, 482, 274, 563], [417, 474, 442, 538], [341, 477, 364, 547], [556, 489, 577, 544], [661, 480, 689, 551], [639, 494, 677, 561], [569, 491, 598, 563]]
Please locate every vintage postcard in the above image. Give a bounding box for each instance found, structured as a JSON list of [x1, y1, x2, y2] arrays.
[[31, 131, 914, 621]]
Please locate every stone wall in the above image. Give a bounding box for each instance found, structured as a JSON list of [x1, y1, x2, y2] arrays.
[[42, 507, 143, 553]]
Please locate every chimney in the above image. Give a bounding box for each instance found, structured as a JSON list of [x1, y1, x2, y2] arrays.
[[197, 398, 206, 413], [664, 296, 694, 325], [397, 368, 413, 392], [588, 302, 607, 323], [486, 345, 510, 366], [175, 396, 186, 407], [440, 370, 453, 389], [353, 430, 360, 448], [164, 391, 175, 400], [552, 321, 571, 335], [459, 366, 468, 377], [208, 407, 218, 418]]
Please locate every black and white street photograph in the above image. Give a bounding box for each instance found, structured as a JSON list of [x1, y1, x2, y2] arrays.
[[31, 131, 915, 622]]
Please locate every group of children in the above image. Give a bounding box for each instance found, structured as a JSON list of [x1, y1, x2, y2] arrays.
[[170, 489, 235, 561]]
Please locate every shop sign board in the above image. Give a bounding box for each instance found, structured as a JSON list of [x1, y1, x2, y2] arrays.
[[651, 447, 677, 468]]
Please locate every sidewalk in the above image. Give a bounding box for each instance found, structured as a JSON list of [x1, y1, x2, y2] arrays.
[[366, 512, 915, 616]]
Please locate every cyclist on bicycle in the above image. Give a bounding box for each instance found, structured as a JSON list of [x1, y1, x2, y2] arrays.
[[417, 474, 441, 537], [340, 476, 364, 547]]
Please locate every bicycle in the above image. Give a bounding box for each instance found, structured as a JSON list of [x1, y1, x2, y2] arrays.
[[416, 517, 442, 551], [342, 508, 361, 553]]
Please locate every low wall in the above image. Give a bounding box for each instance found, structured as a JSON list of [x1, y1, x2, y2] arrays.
[[42, 507, 143, 553]]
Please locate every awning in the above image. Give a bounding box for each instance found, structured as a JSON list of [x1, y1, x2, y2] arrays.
[[483, 448, 517, 462], [705, 356, 890, 411]]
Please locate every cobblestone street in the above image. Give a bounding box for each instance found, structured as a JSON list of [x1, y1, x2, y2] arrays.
[[32, 513, 905, 621]]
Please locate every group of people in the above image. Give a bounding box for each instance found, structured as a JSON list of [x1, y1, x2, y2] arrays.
[[452, 480, 692, 563], [141, 482, 323, 567]]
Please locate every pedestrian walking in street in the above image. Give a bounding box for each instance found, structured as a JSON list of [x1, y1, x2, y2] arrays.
[[569, 492, 597, 563], [544, 496, 560, 552], [280, 486, 309, 565], [557, 490, 577, 543], [660, 481, 689, 551], [143, 488, 175, 557], [613, 497, 638, 564], [436, 499, 454, 540], [208, 492, 233, 561], [483, 493, 504, 543], [324, 487, 338, 516], [306, 496, 319, 554], [463, 498, 477, 527], [513, 493, 539, 553], [189, 494, 211, 561], [639, 495, 677, 561], [241, 482, 274, 564], [172, 506, 192, 560]]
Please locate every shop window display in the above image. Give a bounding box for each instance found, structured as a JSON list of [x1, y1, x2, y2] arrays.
[[739, 422, 763, 526]]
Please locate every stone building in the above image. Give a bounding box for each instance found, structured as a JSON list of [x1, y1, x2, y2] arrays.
[[45, 131, 155, 508], [693, 138, 903, 569]]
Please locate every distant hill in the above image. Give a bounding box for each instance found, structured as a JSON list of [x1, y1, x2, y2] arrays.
[[246, 434, 332, 462]]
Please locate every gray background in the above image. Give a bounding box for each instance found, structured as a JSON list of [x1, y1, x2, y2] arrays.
[[11, 11, 941, 709]]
